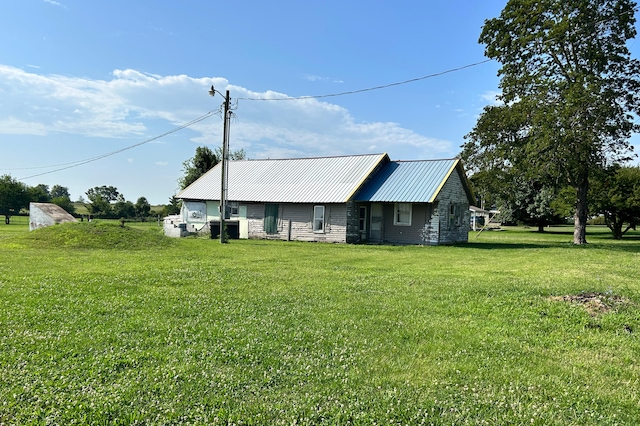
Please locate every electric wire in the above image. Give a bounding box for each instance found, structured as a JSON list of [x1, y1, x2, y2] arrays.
[[8, 5, 640, 178], [238, 59, 493, 101], [8, 58, 497, 178], [17, 111, 215, 180]]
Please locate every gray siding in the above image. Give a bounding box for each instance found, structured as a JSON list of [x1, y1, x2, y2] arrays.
[[381, 203, 436, 245], [346, 201, 362, 243], [434, 171, 470, 244], [245, 203, 348, 243]]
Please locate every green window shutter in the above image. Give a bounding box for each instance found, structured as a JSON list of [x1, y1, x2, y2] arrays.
[[264, 204, 279, 234]]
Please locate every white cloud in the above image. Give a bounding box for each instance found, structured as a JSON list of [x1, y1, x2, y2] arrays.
[[480, 90, 503, 106], [156, 161, 168, 166], [304, 74, 327, 82], [43, 0, 66, 8], [0, 117, 47, 135], [303, 74, 343, 84], [0, 64, 454, 160]]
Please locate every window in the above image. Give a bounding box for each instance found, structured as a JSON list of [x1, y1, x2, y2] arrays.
[[228, 201, 239, 216], [394, 203, 412, 226], [313, 205, 325, 233], [449, 204, 462, 228], [358, 206, 367, 234], [264, 204, 279, 234]]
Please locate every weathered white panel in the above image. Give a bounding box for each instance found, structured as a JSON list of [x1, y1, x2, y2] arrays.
[[206, 201, 220, 221], [239, 219, 249, 239], [29, 203, 77, 231]]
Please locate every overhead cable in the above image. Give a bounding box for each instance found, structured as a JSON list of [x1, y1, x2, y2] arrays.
[[238, 59, 493, 101], [17, 111, 215, 180]]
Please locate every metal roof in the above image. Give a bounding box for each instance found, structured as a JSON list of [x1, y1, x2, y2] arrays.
[[354, 159, 463, 203], [177, 153, 389, 203]]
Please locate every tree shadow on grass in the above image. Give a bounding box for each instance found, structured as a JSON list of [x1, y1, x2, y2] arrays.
[[465, 241, 570, 250], [466, 227, 640, 252]]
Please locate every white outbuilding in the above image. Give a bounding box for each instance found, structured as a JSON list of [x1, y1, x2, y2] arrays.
[[29, 202, 77, 231]]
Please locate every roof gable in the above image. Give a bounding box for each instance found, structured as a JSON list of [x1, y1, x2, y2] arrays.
[[177, 153, 389, 203], [354, 159, 474, 204]]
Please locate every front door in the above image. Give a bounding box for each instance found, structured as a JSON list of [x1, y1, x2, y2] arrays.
[[370, 203, 383, 242]]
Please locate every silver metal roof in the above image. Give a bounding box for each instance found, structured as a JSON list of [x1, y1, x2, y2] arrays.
[[354, 159, 460, 203], [177, 153, 388, 203]]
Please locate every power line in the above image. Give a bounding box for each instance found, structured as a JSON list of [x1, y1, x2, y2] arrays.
[[238, 59, 493, 101], [17, 111, 215, 180], [11, 60, 496, 179], [236, 5, 639, 103], [11, 3, 638, 178]]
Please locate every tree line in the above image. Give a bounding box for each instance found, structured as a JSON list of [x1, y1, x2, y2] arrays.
[[0, 144, 244, 225], [0, 175, 175, 224], [0, 177, 76, 224], [465, 164, 640, 239]]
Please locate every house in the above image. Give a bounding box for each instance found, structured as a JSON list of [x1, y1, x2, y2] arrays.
[[29, 202, 77, 231], [175, 153, 475, 245]]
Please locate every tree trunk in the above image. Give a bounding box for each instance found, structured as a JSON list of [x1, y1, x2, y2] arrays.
[[605, 213, 624, 239], [538, 223, 545, 232], [4, 215, 9, 225], [573, 177, 588, 245], [612, 223, 623, 239]]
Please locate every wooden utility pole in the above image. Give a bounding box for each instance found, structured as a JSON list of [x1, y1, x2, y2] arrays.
[[219, 89, 230, 243], [209, 86, 231, 243]]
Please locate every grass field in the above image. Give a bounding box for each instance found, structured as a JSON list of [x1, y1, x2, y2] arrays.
[[1, 219, 639, 425]]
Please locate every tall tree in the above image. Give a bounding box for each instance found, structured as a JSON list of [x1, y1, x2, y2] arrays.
[[48, 184, 75, 215], [465, 0, 640, 244], [162, 195, 182, 216], [113, 194, 135, 219], [29, 184, 51, 203], [134, 196, 151, 220], [51, 195, 76, 215], [179, 146, 219, 190], [86, 186, 119, 203], [591, 165, 640, 239], [215, 146, 246, 161], [179, 146, 247, 190], [86, 186, 119, 217], [509, 179, 563, 231], [0, 175, 30, 224], [50, 185, 70, 199]]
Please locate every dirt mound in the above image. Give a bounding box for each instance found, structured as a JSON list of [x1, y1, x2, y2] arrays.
[[548, 292, 631, 316]]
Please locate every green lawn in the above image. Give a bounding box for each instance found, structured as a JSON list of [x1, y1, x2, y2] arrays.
[[0, 222, 638, 424]]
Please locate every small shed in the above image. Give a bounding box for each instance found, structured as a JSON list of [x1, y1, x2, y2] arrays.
[[29, 202, 77, 231], [469, 206, 501, 231]]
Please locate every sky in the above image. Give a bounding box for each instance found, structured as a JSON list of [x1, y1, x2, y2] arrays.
[[1, 0, 639, 205]]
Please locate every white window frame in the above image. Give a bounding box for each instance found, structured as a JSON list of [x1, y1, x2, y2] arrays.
[[313, 205, 325, 233], [394, 203, 412, 226]]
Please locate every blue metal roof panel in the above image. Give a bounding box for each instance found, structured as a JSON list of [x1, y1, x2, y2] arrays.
[[354, 159, 458, 203]]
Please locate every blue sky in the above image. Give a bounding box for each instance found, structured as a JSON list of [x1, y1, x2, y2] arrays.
[[1, 0, 638, 204]]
